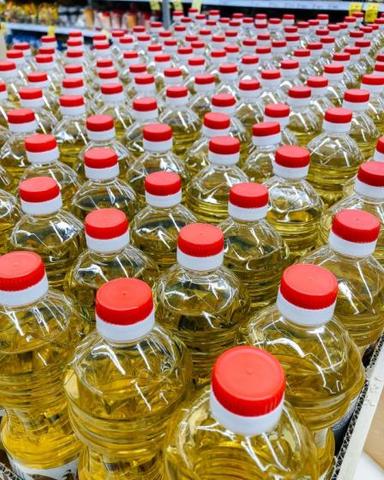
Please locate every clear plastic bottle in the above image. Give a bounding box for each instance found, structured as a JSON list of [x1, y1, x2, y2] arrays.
[[18, 87, 57, 134], [98, 83, 133, 140], [27, 71, 60, 117], [333, 51, 360, 89], [256, 46, 276, 71], [62, 76, 95, 114], [34, 54, 62, 95], [207, 50, 228, 80], [64, 277, 191, 480], [65, 208, 158, 324], [53, 95, 88, 171], [216, 63, 240, 98], [363, 74, 384, 133], [11, 176, 84, 289], [271, 39, 287, 66], [130, 171, 197, 271], [126, 123, 188, 206], [279, 59, 302, 94], [185, 56, 206, 93], [72, 147, 137, 220], [294, 48, 313, 81], [126, 64, 148, 98], [286, 86, 322, 147], [243, 121, 282, 183], [306, 75, 333, 120], [236, 79, 264, 136], [0, 251, 83, 480], [164, 346, 318, 479], [153, 54, 174, 91], [220, 183, 288, 311], [155, 223, 250, 387], [160, 86, 201, 159], [264, 102, 298, 145], [186, 136, 248, 224], [260, 69, 287, 105], [0, 189, 20, 254], [324, 62, 347, 107], [239, 264, 365, 478], [158, 67, 184, 102], [342, 89, 379, 161], [0, 60, 25, 104], [307, 107, 364, 206], [354, 39, 375, 74], [120, 50, 141, 84], [345, 45, 366, 82], [265, 145, 324, 261], [304, 209, 384, 353], [239, 54, 259, 81]]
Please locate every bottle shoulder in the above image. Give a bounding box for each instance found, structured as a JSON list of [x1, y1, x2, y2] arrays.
[[308, 131, 363, 160], [12, 210, 83, 237], [265, 176, 323, 209], [131, 204, 197, 228]]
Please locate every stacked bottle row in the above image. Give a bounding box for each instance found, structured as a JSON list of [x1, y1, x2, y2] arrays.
[[0, 7, 383, 480]]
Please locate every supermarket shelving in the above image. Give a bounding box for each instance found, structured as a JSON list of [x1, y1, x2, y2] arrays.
[[5, 23, 95, 37]]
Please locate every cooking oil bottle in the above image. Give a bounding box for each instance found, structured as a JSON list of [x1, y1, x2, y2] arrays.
[[27, 71, 59, 117], [0, 60, 24, 103], [164, 346, 318, 479], [307, 107, 364, 207], [186, 136, 248, 224], [72, 147, 137, 220], [98, 83, 133, 140], [185, 112, 231, 177], [220, 183, 289, 312], [265, 145, 324, 261], [216, 63, 240, 98], [362, 74, 384, 133], [307, 76, 333, 120], [239, 263, 365, 478], [18, 87, 57, 134], [236, 79, 264, 136], [304, 209, 384, 354], [64, 277, 191, 480], [130, 171, 197, 271], [0, 250, 83, 480], [22, 133, 81, 208], [264, 102, 297, 146], [324, 62, 347, 106], [155, 223, 250, 387], [260, 69, 286, 105], [65, 208, 159, 325], [279, 59, 302, 93], [11, 176, 84, 290], [160, 86, 201, 159], [126, 123, 188, 206], [53, 95, 88, 171], [0, 189, 20, 254]]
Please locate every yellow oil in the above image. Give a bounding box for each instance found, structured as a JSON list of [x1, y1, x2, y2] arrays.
[[164, 389, 319, 479], [159, 109, 201, 159], [130, 204, 197, 271], [0, 190, 20, 255], [367, 96, 384, 133], [97, 104, 133, 141], [184, 137, 210, 177], [236, 102, 264, 137], [64, 327, 191, 480], [190, 94, 212, 120], [186, 165, 248, 224], [287, 110, 322, 147], [243, 148, 277, 183], [9, 211, 85, 290], [348, 112, 380, 161], [228, 119, 251, 166], [0, 135, 31, 194], [34, 109, 57, 134], [54, 119, 89, 170], [220, 217, 289, 312], [155, 267, 250, 388], [124, 122, 147, 159]]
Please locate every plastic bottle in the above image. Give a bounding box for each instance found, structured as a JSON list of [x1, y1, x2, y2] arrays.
[[279, 59, 301, 94], [256, 46, 276, 71], [235, 79, 264, 136], [64, 277, 191, 480], [324, 62, 347, 107], [239, 263, 365, 478], [11, 177, 84, 289], [304, 209, 384, 354], [0, 251, 83, 480], [27, 71, 60, 117], [207, 50, 228, 80], [18, 87, 57, 134], [98, 83, 133, 140], [124, 97, 158, 159], [34, 54, 62, 95], [220, 183, 288, 311], [186, 136, 248, 224], [130, 172, 197, 271], [333, 51, 359, 89], [185, 112, 231, 177], [0, 60, 24, 103], [265, 145, 324, 261], [185, 56, 206, 93], [264, 102, 297, 145], [155, 223, 250, 387], [126, 64, 148, 98], [164, 346, 318, 479], [0, 189, 20, 254], [260, 69, 286, 105], [159, 67, 184, 102], [306, 76, 333, 119], [294, 48, 313, 81], [0, 81, 18, 130], [363, 74, 384, 133], [72, 147, 137, 220], [216, 63, 239, 98], [239, 54, 259, 81], [307, 107, 364, 206]]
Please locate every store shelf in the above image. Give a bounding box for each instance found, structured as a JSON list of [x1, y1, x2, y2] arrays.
[[5, 23, 95, 37]]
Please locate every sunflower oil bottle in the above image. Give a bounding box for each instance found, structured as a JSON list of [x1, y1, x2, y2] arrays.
[[98, 83, 133, 140], [164, 346, 318, 479], [333, 51, 359, 89], [216, 63, 240, 98], [0, 189, 20, 254], [18, 87, 57, 134], [155, 223, 250, 387], [185, 112, 231, 177], [260, 69, 287, 105], [236, 79, 264, 136], [0, 81, 18, 129], [0, 60, 24, 103], [239, 54, 259, 81], [72, 147, 137, 220], [239, 263, 365, 478], [279, 59, 302, 93], [307, 107, 364, 206], [363, 74, 384, 132], [64, 277, 191, 480], [304, 209, 384, 353], [324, 62, 347, 106], [186, 136, 248, 224], [130, 171, 197, 271], [65, 208, 158, 325], [264, 102, 297, 145], [0, 251, 83, 480], [307, 76, 333, 119], [265, 145, 324, 261], [220, 183, 288, 312], [256, 46, 276, 71], [27, 71, 60, 116], [11, 177, 84, 289]]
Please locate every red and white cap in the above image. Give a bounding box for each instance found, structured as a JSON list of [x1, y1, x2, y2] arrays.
[[0, 81, 6, 101], [111, 29, 125, 44], [166, 86, 189, 107], [145, 171, 182, 208], [333, 52, 350, 67], [163, 67, 183, 86], [354, 161, 384, 200], [98, 68, 120, 86], [194, 73, 215, 95], [297, 21, 310, 35], [240, 55, 258, 73], [0, 251, 49, 307], [128, 63, 147, 80], [264, 103, 291, 128], [85, 208, 129, 253], [306, 76, 328, 97], [19, 87, 44, 110], [374, 137, 384, 162], [285, 34, 300, 50], [19, 176, 62, 215], [147, 43, 163, 60], [0, 60, 17, 80], [173, 25, 187, 40], [280, 59, 299, 79], [241, 38, 257, 54], [209, 49, 227, 66], [7, 109, 37, 134], [66, 38, 84, 53], [94, 42, 112, 58], [355, 39, 371, 55], [345, 46, 360, 62], [229, 183, 269, 222], [35, 54, 55, 71], [86, 115, 115, 142], [191, 40, 206, 56], [323, 107, 352, 134], [41, 35, 57, 50], [122, 51, 139, 67], [164, 38, 178, 55], [273, 145, 310, 179], [218, 64, 238, 83], [210, 346, 285, 436], [25, 134, 59, 165], [177, 223, 224, 271], [211, 93, 237, 116], [324, 63, 344, 84], [64, 64, 84, 79], [64, 50, 85, 64], [13, 41, 32, 57], [361, 74, 384, 96], [209, 136, 240, 166], [177, 46, 193, 65], [62, 77, 85, 96], [307, 42, 322, 58], [59, 95, 86, 117], [252, 122, 281, 147], [238, 79, 261, 101], [134, 73, 156, 96], [6, 49, 24, 67], [260, 69, 282, 90], [96, 278, 155, 342], [256, 47, 272, 63], [287, 86, 311, 109], [256, 34, 271, 47], [132, 25, 146, 37], [317, 13, 329, 25], [27, 72, 49, 90], [187, 56, 206, 75], [344, 15, 357, 29], [132, 97, 158, 122], [203, 112, 231, 138], [329, 209, 380, 257], [96, 58, 114, 71], [343, 89, 370, 112], [84, 147, 119, 181], [293, 48, 311, 67], [271, 40, 287, 57], [143, 123, 172, 153], [101, 83, 125, 104], [211, 34, 226, 50], [277, 264, 338, 326], [155, 54, 172, 72], [150, 21, 163, 33]]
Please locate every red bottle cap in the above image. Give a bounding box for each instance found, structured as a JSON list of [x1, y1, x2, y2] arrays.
[[344, 89, 370, 103], [25, 134, 56, 153], [239, 79, 261, 91], [59, 95, 84, 107], [27, 72, 48, 83], [132, 97, 157, 112], [325, 107, 352, 123], [195, 73, 215, 85], [178, 223, 224, 257], [307, 76, 328, 88], [203, 112, 230, 130], [252, 122, 281, 137], [264, 103, 290, 118], [84, 147, 118, 168], [376, 137, 384, 154], [209, 136, 240, 155], [357, 161, 384, 187], [166, 86, 188, 98], [7, 109, 35, 124], [332, 209, 380, 243], [230, 183, 269, 208], [85, 208, 128, 239], [0, 251, 46, 291], [145, 171, 181, 196], [280, 59, 299, 70], [288, 86, 311, 99], [261, 69, 281, 80], [86, 115, 114, 132], [362, 74, 384, 86], [275, 145, 310, 168], [18, 87, 43, 100], [143, 123, 172, 141], [19, 176, 60, 202], [101, 83, 124, 95], [211, 93, 236, 107]]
